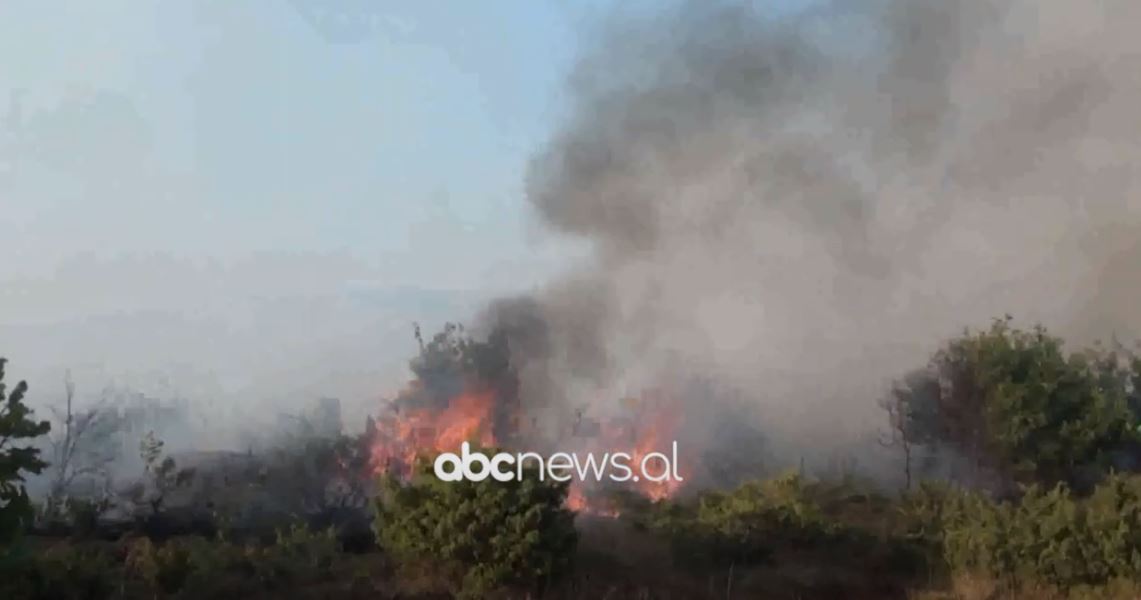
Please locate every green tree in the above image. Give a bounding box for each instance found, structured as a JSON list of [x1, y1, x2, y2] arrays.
[[894, 317, 1136, 489], [0, 358, 51, 541], [373, 447, 577, 598]]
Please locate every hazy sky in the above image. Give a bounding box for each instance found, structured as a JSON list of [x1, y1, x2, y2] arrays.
[[1, 0, 818, 292], [0, 1, 595, 289], [0, 0, 817, 435]]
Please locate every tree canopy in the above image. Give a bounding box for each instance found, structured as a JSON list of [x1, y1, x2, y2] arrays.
[[891, 317, 1139, 490]]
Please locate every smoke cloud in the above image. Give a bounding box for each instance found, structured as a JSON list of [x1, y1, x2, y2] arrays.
[[479, 0, 1141, 477]]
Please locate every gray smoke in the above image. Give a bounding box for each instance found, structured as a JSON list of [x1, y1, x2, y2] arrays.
[[481, 0, 1141, 479]]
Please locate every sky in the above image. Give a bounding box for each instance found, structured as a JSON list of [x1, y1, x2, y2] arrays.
[[0, 0, 816, 437], [0, 0, 593, 289]]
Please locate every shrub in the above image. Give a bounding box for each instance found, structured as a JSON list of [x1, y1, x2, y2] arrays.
[[899, 481, 957, 543], [249, 523, 339, 588], [126, 536, 198, 594], [645, 472, 847, 568], [939, 473, 1141, 589], [122, 525, 341, 596], [1081, 473, 1141, 581], [373, 449, 577, 598]]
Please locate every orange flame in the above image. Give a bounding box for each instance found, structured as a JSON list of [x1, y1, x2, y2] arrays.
[[568, 389, 686, 514], [567, 484, 620, 518], [367, 384, 685, 515], [627, 407, 684, 501], [369, 388, 496, 477]]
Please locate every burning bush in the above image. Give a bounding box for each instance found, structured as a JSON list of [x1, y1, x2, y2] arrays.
[[372, 448, 577, 598], [368, 323, 521, 479]]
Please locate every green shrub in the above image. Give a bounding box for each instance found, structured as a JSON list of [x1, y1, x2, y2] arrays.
[[373, 449, 577, 598], [122, 526, 340, 596], [646, 472, 847, 568], [700, 472, 837, 546], [939, 474, 1141, 589], [1081, 473, 1141, 581], [899, 481, 956, 543]]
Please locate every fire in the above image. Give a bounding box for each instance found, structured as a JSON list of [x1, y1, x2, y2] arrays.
[[597, 389, 685, 502], [629, 426, 684, 501], [369, 387, 496, 477], [367, 381, 686, 515], [567, 484, 620, 518], [566, 485, 587, 512], [566, 388, 687, 514]]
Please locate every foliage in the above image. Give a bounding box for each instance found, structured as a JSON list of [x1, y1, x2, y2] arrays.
[[643, 472, 866, 569], [122, 524, 340, 597], [373, 448, 577, 598], [893, 317, 1138, 489], [126, 536, 198, 594], [0, 358, 52, 542], [898, 480, 957, 544], [936, 473, 1141, 589], [249, 523, 340, 588]]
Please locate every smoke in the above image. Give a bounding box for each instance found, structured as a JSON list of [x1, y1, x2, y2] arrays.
[[479, 0, 1141, 477]]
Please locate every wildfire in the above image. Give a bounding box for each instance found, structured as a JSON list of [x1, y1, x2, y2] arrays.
[[366, 382, 686, 515], [594, 389, 685, 502], [567, 484, 620, 518], [368, 387, 497, 477]]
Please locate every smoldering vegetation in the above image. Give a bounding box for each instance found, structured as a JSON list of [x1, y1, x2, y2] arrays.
[[479, 0, 1141, 479]]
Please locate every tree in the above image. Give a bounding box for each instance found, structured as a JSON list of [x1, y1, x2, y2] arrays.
[[880, 370, 942, 490], [880, 386, 914, 491], [406, 322, 520, 442], [893, 317, 1137, 490], [0, 358, 51, 541], [130, 431, 193, 519], [44, 372, 120, 518]]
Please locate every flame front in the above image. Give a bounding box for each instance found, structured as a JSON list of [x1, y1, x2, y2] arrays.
[[369, 388, 496, 477], [367, 383, 685, 515], [568, 390, 687, 516]]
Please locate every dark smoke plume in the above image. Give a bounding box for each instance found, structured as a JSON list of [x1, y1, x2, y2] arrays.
[[481, 0, 1141, 480]]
